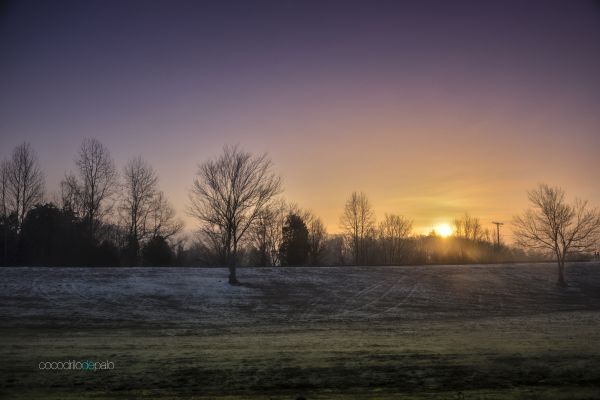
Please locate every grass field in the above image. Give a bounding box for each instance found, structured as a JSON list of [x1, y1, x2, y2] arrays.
[[1, 263, 600, 399]]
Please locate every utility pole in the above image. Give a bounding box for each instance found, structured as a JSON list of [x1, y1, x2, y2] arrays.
[[492, 221, 504, 248]]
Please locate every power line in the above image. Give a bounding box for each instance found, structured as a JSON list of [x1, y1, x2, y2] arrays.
[[492, 221, 504, 247]]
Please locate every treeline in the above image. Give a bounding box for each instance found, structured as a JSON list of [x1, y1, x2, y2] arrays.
[[1, 141, 538, 268], [186, 146, 538, 282], [189, 195, 534, 268], [1, 140, 182, 267]]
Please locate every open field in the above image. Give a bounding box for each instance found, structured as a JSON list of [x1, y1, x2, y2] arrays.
[[1, 263, 600, 399]]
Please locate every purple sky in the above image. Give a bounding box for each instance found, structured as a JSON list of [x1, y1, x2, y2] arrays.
[[1, 0, 599, 236]]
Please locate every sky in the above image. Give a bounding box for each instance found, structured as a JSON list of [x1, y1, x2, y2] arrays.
[[1, 0, 599, 239]]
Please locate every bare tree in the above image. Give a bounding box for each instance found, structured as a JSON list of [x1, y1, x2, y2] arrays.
[[513, 184, 600, 286], [0, 159, 9, 266], [249, 199, 287, 266], [378, 213, 412, 265], [307, 214, 327, 265], [340, 191, 375, 265], [5, 142, 45, 229], [65, 138, 118, 239], [147, 191, 183, 240], [189, 145, 282, 284], [0, 160, 8, 219], [452, 217, 463, 238], [121, 156, 158, 243], [117, 156, 158, 264], [453, 213, 484, 241], [60, 173, 84, 216], [250, 202, 327, 266], [249, 200, 326, 267]]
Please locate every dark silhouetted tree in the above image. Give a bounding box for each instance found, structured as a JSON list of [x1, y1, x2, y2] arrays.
[[63, 138, 118, 240], [120, 156, 158, 265], [121, 236, 140, 267], [119, 156, 182, 265], [0, 212, 17, 266], [93, 240, 120, 267], [5, 142, 44, 230], [280, 213, 309, 266], [18, 203, 84, 266], [0, 160, 14, 265], [189, 145, 282, 284], [147, 191, 183, 240], [513, 184, 600, 286], [322, 234, 345, 265], [307, 214, 327, 265], [142, 236, 173, 266], [378, 213, 412, 265], [249, 199, 290, 267], [340, 191, 375, 265], [1, 160, 10, 219]]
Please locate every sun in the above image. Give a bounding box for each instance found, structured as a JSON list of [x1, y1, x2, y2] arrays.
[[436, 223, 453, 238]]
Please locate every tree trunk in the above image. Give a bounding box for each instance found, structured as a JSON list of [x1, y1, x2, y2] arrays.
[[228, 264, 238, 285], [557, 259, 567, 287], [227, 246, 239, 285], [3, 225, 7, 266]]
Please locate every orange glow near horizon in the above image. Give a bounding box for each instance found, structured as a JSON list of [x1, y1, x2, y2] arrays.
[[1, 0, 599, 249]]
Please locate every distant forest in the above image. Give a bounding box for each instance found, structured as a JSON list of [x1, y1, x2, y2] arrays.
[[0, 140, 592, 269]]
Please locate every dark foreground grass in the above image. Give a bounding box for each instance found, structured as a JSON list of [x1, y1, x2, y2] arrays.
[[2, 312, 600, 399], [2, 264, 600, 399]]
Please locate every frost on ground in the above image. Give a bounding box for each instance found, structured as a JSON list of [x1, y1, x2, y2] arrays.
[[2, 263, 600, 399], [1, 262, 599, 328]]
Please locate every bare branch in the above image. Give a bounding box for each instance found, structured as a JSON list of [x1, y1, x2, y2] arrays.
[[512, 183, 600, 286], [188, 145, 282, 283], [5, 142, 45, 229]]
